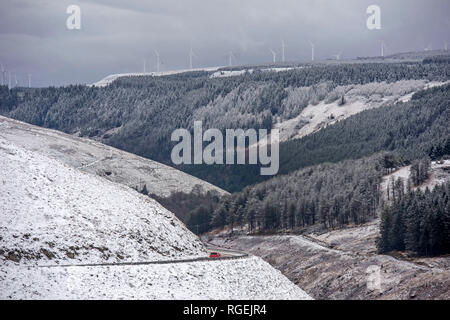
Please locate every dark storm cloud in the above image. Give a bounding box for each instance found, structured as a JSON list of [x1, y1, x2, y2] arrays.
[[0, 0, 449, 86]]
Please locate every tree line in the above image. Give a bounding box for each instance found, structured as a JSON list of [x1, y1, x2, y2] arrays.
[[1, 60, 449, 192], [378, 181, 450, 257]]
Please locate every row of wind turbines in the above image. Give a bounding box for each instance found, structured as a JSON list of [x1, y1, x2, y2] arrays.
[[142, 39, 450, 73], [0, 63, 32, 89], [140, 40, 340, 74]]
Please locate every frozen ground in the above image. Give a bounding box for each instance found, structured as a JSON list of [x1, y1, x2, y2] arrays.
[[0, 136, 207, 265], [210, 234, 450, 300], [0, 116, 226, 197], [0, 257, 311, 300]]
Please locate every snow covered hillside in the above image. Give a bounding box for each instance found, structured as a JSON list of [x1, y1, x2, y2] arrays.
[[0, 257, 311, 299], [0, 120, 311, 300], [0, 116, 227, 197], [276, 80, 450, 142], [0, 137, 207, 265], [92, 67, 223, 87], [210, 67, 302, 78]]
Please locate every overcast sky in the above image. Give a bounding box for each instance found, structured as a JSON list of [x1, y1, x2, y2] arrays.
[[1, 0, 449, 87]]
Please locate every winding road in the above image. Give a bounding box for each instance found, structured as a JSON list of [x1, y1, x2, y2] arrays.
[[35, 243, 249, 268]]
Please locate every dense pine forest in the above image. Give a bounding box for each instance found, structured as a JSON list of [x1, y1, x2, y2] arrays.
[[209, 154, 387, 233], [378, 181, 450, 257], [278, 84, 450, 175], [1, 61, 450, 191]]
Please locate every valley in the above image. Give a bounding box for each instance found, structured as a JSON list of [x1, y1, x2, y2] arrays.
[[1, 51, 450, 300]]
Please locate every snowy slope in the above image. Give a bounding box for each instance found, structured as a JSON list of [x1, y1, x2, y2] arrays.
[[210, 67, 302, 78], [0, 127, 311, 300], [0, 116, 227, 197], [276, 80, 450, 142], [0, 257, 311, 300], [92, 67, 223, 87], [0, 137, 207, 265]]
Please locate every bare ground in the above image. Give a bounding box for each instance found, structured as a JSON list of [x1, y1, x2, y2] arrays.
[[208, 231, 450, 300]]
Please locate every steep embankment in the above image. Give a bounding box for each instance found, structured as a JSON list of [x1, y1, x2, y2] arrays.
[[0, 136, 206, 265]]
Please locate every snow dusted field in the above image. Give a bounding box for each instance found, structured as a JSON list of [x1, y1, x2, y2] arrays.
[[0, 116, 226, 197], [92, 67, 223, 87], [0, 257, 311, 300], [210, 67, 302, 78], [0, 137, 207, 265]]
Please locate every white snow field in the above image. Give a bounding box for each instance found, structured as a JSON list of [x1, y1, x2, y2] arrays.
[[0, 137, 207, 265], [0, 120, 311, 300], [92, 67, 223, 87], [0, 116, 227, 197], [0, 257, 311, 300], [210, 67, 301, 78]]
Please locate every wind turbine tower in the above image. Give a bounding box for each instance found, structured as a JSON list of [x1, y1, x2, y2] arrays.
[[270, 49, 277, 63], [381, 40, 385, 57], [332, 50, 343, 60], [8, 71, 11, 89], [228, 51, 236, 67], [154, 50, 160, 72], [444, 41, 448, 51], [189, 46, 196, 70], [281, 40, 286, 63], [309, 41, 315, 62], [28, 74, 32, 88], [0, 63, 4, 86]]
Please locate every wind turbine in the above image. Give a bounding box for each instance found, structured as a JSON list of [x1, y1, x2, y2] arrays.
[[269, 49, 277, 63], [228, 51, 236, 67], [189, 45, 198, 70], [332, 50, 343, 60], [28, 74, 32, 88], [0, 63, 4, 86], [281, 40, 286, 63], [154, 50, 161, 72], [309, 41, 315, 62], [380, 40, 386, 57]]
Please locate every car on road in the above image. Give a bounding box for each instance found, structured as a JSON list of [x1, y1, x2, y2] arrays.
[[209, 252, 221, 258]]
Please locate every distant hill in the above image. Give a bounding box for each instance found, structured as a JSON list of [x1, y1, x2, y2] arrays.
[[0, 116, 227, 198]]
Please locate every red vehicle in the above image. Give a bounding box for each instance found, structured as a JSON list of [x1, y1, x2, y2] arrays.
[[209, 252, 221, 258]]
